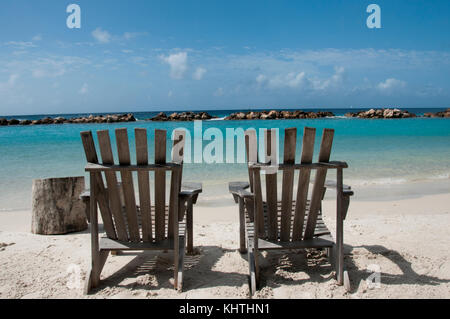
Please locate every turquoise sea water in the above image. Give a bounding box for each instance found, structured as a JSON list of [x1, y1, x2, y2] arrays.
[[0, 112, 449, 210]]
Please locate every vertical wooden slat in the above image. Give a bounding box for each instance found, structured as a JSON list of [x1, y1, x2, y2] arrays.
[[135, 128, 152, 242], [280, 128, 296, 241], [264, 129, 277, 240], [336, 167, 344, 285], [252, 168, 264, 238], [168, 166, 182, 240], [97, 130, 128, 241], [171, 166, 182, 288], [80, 131, 116, 239], [168, 130, 185, 238], [89, 172, 100, 287], [154, 129, 167, 241], [292, 127, 316, 241], [115, 128, 140, 242], [245, 129, 257, 192], [303, 128, 334, 239]]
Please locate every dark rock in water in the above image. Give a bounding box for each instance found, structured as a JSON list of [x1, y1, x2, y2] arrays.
[[224, 109, 335, 120], [423, 108, 450, 118], [41, 117, 54, 124], [20, 120, 32, 125], [147, 111, 216, 121], [151, 112, 168, 121], [345, 108, 416, 119], [53, 117, 65, 124], [2, 113, 139, 126]]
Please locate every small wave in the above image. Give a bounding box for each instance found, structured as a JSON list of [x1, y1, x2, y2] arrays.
[[331, 115, 347, 119], [347, 173, 450, 186], [208, 116, 226, 121]]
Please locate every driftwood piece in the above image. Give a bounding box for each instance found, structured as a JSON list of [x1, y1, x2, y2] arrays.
[[31, 176, 87, 235]]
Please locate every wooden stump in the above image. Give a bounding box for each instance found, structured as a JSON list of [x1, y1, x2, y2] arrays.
[[31, 176, 88, 235]]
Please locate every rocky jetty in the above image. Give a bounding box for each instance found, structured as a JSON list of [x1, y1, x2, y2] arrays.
[[0, 113, 136, 126], [423, 108, 450, 118], [148, 111, 216, 121], [344, 108, 416, 119], [224, 110, 334, 120]]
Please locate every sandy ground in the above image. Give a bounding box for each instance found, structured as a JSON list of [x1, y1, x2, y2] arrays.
[[0, 193, 449, 299]]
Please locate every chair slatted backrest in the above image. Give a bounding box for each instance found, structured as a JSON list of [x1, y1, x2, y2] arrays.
[[81, 128, 186, 243], [245, 127, 334, 242]]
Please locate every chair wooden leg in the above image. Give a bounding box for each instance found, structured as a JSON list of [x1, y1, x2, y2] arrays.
[[84, 266, 94, 294], [343, 270, 351, 292], [248, 247, 257, 297], [84, 250, 109, 294], [174, 236, 185, 292], [186, 200, 194, 254], [238, 198, 247, 254]]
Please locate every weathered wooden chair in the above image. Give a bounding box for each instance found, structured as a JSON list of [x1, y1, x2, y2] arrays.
[[80, 128, 201, 294], [229, 127, 353, 295]]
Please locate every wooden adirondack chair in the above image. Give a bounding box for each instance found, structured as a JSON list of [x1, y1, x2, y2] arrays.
[[229, 127, 353, 295], [80, 128, 201, 294]]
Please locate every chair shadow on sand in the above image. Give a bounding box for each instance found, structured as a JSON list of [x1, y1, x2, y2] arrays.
[[89, 245, 249, 294], [85, 223, 449, 295], [254, 244, 450, 294]]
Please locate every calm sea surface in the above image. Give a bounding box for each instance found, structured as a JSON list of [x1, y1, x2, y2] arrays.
[[1, 108, 449, 210]]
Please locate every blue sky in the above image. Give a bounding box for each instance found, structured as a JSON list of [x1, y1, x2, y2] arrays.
[[0, 0, 449, 115]]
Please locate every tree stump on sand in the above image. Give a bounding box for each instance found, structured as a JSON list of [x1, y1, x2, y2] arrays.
[[31, 176, 88, 235]]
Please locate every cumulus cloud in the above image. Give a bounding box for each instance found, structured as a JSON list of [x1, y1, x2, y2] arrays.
[[377, 78, 406, 91], [193, 67, 206, 80], [310, 66, 345, 90], [92, 28, 111, 43], [161, 52, 188, 79], [32, 34, 42, 41], [256, 66, 344, 92]]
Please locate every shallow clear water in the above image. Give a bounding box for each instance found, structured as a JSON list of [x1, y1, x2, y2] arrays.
[[0, 115, 449, 210]]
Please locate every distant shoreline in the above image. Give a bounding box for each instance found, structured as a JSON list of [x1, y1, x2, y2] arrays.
[[1, 106, 449, 120], [1, 108, 449, 125]]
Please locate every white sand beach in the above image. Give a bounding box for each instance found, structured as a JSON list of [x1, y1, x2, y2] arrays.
[[0, 192, 449, 299]]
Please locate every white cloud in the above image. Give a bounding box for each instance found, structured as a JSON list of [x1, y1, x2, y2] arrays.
[[256, 66, 345, 92], [193, 67, 206, 80], [31, 56, 90, 78], [168, 90, 173, 97], [377, 78, 406, 91], [4, 41, 36, 49], [214, 87, 224, 96], [79, 83, 88, 95], [310, 66, 345, 90], [161, 52, 188, 79], [32, 34, 42, 41], [123, 32, 147, 40], [92, 28, 111, 43], [0, 74, 19, 91]]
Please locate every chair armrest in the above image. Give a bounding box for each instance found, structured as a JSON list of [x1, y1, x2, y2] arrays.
[[309, 179, 354, 196], [80, 189, 90, 200], [323, 180, 353, 195], [179, 182, 202, 197], [228, 181, 254, 202]]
